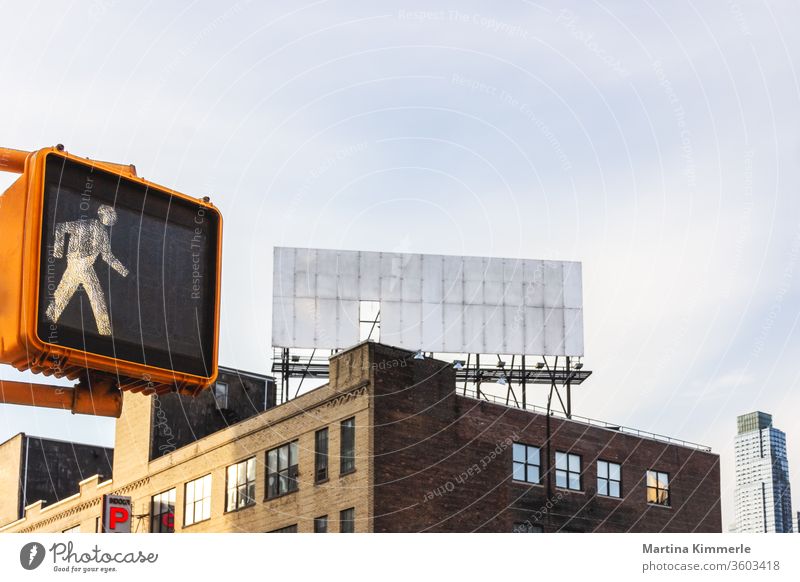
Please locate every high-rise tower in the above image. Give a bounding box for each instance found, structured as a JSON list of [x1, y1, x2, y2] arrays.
[[734, 412, 793, 532]]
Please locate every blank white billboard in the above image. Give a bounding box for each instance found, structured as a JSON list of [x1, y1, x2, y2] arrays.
[[272, 247, 583, 356]]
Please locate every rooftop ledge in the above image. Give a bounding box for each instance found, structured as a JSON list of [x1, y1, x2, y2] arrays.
[[459, 387, 712, 452]]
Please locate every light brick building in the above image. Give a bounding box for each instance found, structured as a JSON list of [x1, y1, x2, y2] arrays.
[[0, 342, 721, 533]]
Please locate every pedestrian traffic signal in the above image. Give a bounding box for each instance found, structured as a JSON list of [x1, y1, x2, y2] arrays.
[[0, 146, 221, 396]]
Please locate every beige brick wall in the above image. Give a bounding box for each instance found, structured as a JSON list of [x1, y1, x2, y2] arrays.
[[2, 343, 376, 533], [0, 433, 23, 527]]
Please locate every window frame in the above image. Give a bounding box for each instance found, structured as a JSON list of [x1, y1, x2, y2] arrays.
[[184, 474, 213, 527], [314, 515, 328, 533], [340, 507, 355, 533], [225, 457, 257, 512], [596, 460, 622, 498], [214, 380, 229, 409], [646, 470, 671, 507], [512, 522, 544, 533], [512, 442, 541, 485], [555, 451, 582, 491], [266, 440, 299, 500], [150, 488, 177, 533], [340, 417, 356, 475], [315, 428, 329, 484]]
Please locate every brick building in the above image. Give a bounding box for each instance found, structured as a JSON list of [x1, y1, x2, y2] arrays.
[[0, 342, 721, 533]]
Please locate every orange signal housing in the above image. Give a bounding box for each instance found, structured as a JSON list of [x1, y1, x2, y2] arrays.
[[0, 146, 222, 397]]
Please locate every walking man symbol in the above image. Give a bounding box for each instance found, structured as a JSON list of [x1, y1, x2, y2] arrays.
[[45, 205, 129, 335]]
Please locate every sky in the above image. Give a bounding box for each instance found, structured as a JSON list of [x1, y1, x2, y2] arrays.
[[1, 0, 799, 531]]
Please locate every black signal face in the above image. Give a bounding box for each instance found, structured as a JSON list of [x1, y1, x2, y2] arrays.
[[36, 154, 219, 378]]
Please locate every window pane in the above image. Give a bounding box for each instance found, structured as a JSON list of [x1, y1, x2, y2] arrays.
[[646, 471, 657, 488], [289, 441, 298, 466], [597, 460, 608, 478], [185, 504, 194, 526], [278, 446, 288, 471], [279, 474, 288, 495], [568, 454, 580, 472], [568, 473, 580, 490], [658, 472, 669, 489], [513, 443, 525, 462], [237, 463, 247, 485], [597, 479, 608, 496], [555, 452, 566, 470], [186, 482, 195, 504], [527, 447, 539, 465], [609, 463, 620, 481], [527, 466, 539, 484], [203, 475, 212, 495], [513, 462, 525, 481], [609, 481, 620, 498], [647, 487, 657, 503], [226, 489, 236, 512], [556, 470, 567, 488], [247, 458, 256, 482], [227, 465, 237, 487], [268, 450, 277, 472], [246, 482, 255, 504]]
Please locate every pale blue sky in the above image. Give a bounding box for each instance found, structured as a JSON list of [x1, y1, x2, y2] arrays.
[[1, 1, 799, 530]]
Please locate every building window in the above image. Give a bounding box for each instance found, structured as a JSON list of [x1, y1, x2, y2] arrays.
[[226, 457, 257, 512], [184, 474, 212, 526], [359, 300, 380, 341], [340, 417, 356, 474], [270, 524, 298, 533], [62, 524, 81, 533], [512, 522, 544, 533], [314, 515, 328, 533], [340, 507, 355, 533], [512, 443, 541, 484], [214, 381, 229, 409], [315, 428, 329, 483], [555, 451, 581, 490], [267, 441, 299, 499], [646, 470, 670, 506], [151, 488, 176, 533], [597, 460, 621, 498]]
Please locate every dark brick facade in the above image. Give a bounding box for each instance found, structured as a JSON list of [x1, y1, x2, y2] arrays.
[[370, 344, 721, 533], [150, 367, 275, 460], [15, 435, 113, 521]]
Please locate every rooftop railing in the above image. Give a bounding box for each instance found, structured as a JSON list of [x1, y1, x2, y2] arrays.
[[461, 387, 712, 452]]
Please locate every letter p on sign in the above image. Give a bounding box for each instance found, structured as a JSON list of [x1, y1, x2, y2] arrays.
[[102, 494, 132, 533]]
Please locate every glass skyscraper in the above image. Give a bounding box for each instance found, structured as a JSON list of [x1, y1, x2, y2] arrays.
[[734, 412, 793, 533]]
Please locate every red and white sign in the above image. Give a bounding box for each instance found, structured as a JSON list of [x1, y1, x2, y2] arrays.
[[101, 494, 132, 533]]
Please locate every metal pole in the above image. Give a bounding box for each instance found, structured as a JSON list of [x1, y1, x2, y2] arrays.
[[0, 147, 31, 174], [566, 356, 572, 419]]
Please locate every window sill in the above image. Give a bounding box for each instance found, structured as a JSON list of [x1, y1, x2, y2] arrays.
[[340, 468, 357, 477], [315, 478, 330, 486], [182, 517, 210, 530], [264, 490, 299, 502], [224, 502, 256, 514], [511, 479, 544, 487], [647, 502, 672, 509], [555, 487, 584, 494], [595, 494, 623, 501]]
